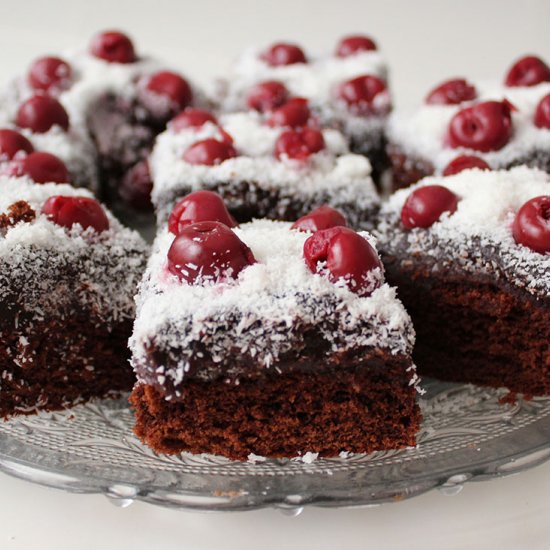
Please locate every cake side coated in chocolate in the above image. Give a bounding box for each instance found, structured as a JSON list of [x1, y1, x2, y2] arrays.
[[0, 177, 148, 417], [150, 112, 381, 230], [376, 166, 550, 394]]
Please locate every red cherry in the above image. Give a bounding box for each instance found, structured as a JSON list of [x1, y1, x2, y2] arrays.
[[401, 185, 459, 229], [183, 139, 237, 166], [448, 101, 513, 152], [260, 43, 307, 66], [140, 71, 193, 118], [268, 98, 310, 128], [512, 196, 550, 254], [0, 129, 34, 160], [337, 75, 389, 115], [274, 128, 325, 160], [425, 78, 477, 105], [168, 190, 237, 235], [167, 221, 256, 284], [335, 35, 377, 57], [246, 81, 289, 113], [442, 155, 491, 176], [170, 108, 217, 132], [90, 30, 136, 64], [11, 151, 71, 184], [119, 160, 153, 210], [28, 56, 72, 92], [42, 196, 109, 232], [291, 205, 347, 232], [303, 227, 383, 296], [534, 93, 550, 129], [505, 55, 550, 87], [15, 95, 69, 133]]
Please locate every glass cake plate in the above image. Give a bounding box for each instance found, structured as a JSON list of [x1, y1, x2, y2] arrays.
[[0, 379, 549, 513]]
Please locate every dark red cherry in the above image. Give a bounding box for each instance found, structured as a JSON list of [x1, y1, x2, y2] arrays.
[[291, 205, 347, 232], [512, 196, 550, 254], [90, 30, 136, 64], [337, 75, 388, 115], [268, 97, 310, 128], [167, 221, 256, 283], [0, 129, 34, 160], [183, 139, 237, 166], [274, 128, 325, 160], [425, 78, 477, 105], [505, 55, 550, 87], [28, 57, 72, 92], [448, 101, 513, 152], [442, 155, 491, 176], [15, 95, 69, 133], [534, 93, 550, 129], [14, 151, 71, 184], [401, 185, 459, 229], [140, 71, 193, 118], [170, 108, 217, 132], [246, 81, 289, 112], [119, 160, 153, 210], [261, 43, 307, 66], [42, 195, 109, 232], [303, 226, 383, 296], [168, 190, 237, 235], [335, 35, 377, 57]]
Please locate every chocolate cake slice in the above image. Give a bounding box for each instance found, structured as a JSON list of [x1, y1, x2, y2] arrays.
[[376, 166, 550, 396], [0, 176, 147, 418], [386, 55, 550, 191], [150, 109, 380, 230], [130, 199, 421, 461], [214, 36, 391, 182]]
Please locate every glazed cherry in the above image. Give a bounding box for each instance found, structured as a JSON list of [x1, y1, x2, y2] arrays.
[[246, 81, 289, 113], [425, 78, 477, 105], [140, 71, 193, 118], [183, 139, 237, 166], [534, 93, 550, 129], [15, 95, 69, 133], [261, 43, 306, 66], [505, 55, 550, 87], [13, 151, 71, 184], [0, 129, 34, 160], [337, 75, 389, 115], [42, 196, 109, 233], [268, 98, 310, 128], [401, 185, 459, 229], [512, 196, 550, 254], [168, 190, 237, 235], [170, 108, 217, 132], [28, 56, 72, 92], [167, 221, 256, 284], [303, 227, 383, 296], [448, 101, 513, 152], [119, 160, 153, 210], [442, 155, 491, 176], [90, 30, 136, 64], [291, 205, 347, 232], [335, 35, 377, 57], [274, 128, 325, 160]]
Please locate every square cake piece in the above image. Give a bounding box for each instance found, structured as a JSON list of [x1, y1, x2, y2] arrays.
[[386, 54, 550, 191], [376, 166, 550, 396], [130, 201, 421, 461], [0, 176, 147, 417], [150, 109, 380, 231], [214, 36, 391, 182]]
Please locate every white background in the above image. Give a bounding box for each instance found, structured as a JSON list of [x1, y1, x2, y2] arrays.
[[0, 1, 549, 548]]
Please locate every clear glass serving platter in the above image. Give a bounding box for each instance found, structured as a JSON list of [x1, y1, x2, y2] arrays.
[[0, 379, 549, 513]]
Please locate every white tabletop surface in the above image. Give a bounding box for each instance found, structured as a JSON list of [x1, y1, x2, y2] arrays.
[[0, 1, 549, 548]]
